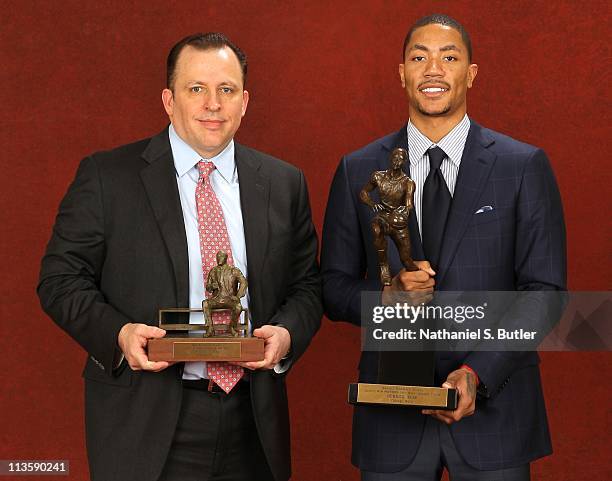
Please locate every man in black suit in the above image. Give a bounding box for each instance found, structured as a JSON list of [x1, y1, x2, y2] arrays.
[[38, 33, 321, 481], [321, 15, 566, 481]]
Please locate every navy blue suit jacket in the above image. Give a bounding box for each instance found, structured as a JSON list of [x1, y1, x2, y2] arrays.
[[321, 121, 566, 472]]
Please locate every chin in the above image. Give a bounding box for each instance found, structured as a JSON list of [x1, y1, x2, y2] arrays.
[[417, 104, 452, 117]]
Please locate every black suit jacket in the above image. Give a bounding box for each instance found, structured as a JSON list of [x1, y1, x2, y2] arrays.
[[38, 128, 322, 481], [321, 121, 566, 472]]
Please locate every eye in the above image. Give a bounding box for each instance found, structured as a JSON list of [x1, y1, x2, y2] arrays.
[[412, 56, 426, 62], [190, 86, 202, 93], [220, 87, 234, 94], [443, 56, 458, 62]]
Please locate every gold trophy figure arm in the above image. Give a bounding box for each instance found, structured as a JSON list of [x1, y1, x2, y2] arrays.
[[402, 177, 416, 212], [206, 269, 219, 295], [359, 172, 384, 213], [235, 269, 248, 299], [407, 179, 415, 210]]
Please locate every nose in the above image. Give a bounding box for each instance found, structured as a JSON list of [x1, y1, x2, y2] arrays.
[[204, 91, 221, 111], [424, 57, 444, 77]]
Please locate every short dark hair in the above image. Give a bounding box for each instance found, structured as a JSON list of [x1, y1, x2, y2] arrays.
[[166, 32, 248, 90], [402, 14, 472, 62]]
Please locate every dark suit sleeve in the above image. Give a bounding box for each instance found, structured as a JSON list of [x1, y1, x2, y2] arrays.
[[37, 156, 129, 374], [269, 170, 322, 366], [321, 157, 380, 326], [464, 148, 567, 397]]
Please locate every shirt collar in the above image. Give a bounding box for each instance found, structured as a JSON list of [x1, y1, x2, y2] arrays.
[[169, 124, 236, 183], [406, 114, 471, 168]]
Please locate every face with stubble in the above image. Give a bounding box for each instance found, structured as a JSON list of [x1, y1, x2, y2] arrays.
[[162, 46, 249, 159], [399, 23, 477, 119]]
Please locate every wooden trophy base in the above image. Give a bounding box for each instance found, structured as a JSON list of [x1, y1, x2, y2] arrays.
[[348, 383, 457, 410], [348, 351, 457, 410], [148, 336, 264, 362], [148, 307, 264, 362]]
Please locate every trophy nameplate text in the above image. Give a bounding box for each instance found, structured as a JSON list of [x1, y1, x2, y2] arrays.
[[348, 383, 457, 409]]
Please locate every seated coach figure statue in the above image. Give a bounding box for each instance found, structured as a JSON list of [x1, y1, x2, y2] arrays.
[[202, 250, 248, 337]]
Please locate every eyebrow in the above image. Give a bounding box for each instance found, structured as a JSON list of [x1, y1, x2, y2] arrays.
[[186, 80, 240, 88], [410, 44, 461, 53], [440, 44, 460, 53]]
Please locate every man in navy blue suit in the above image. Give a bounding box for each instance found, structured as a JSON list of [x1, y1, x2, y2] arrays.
[[321, 14, 566, 481]]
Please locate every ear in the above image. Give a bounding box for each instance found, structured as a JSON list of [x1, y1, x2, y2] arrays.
[[241, 90, 249, 117], [467, 64, 478, 88], [398, 64, 406, 88], [161, 88, 174, 117]]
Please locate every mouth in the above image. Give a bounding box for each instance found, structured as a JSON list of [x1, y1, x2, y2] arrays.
[[418, 85, 449, 98], [197, 119, 225, 130]]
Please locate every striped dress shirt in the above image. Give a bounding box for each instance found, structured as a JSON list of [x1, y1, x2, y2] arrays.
[[406, 114, 471, 236]]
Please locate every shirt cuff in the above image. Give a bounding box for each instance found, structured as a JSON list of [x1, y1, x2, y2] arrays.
[[113, 348, 125, 371], [273, 358, 291, 374]]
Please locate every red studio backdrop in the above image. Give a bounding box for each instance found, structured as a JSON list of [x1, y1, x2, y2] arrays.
[[1, 1, 610, 480]]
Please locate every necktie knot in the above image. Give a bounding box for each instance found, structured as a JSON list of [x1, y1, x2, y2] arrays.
[[428, 146, 447, 170], [197, 160, 215, 179]]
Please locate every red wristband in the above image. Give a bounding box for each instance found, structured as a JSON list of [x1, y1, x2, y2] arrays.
[[460, 364, 480, 386]]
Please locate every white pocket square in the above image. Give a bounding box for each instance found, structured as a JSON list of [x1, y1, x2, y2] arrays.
[[475, 205, 494, 214]]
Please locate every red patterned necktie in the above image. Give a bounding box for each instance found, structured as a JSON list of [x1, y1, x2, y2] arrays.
[[196, 160, 244, 393]]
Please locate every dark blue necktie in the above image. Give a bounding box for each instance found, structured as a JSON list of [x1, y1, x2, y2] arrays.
[[421, 146, 451, 270]]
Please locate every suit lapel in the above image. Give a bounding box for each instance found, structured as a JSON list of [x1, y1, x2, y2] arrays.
[[235, 143, 269, 319], [436, 122, 496, 285], [140, 128, 190, 307]]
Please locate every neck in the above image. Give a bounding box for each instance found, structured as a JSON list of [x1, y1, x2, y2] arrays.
[[408, 108, 466, 143]]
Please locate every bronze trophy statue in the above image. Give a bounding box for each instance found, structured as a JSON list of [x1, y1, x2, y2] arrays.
[[348, 148, 457, 411], [203, 251, 247, 337], [359, 148, 418, 285], [147, 251, 264, 362]]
